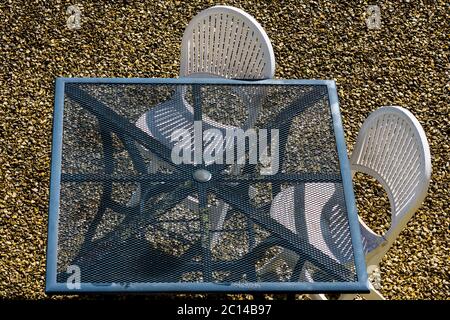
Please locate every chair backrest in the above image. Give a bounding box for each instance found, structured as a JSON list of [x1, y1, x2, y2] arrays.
[[180, 5, 275, 79], [350, 106, 431, 243]]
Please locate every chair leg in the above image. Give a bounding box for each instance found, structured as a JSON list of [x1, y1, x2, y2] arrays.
[[209, 202, 230, 247], [127, 151, 161, 207], [364, 286, 385, 300], [338, 293, 357, 300], [127, 184, 141, 206], [338, 283, 385, 300], [364, 265, 385, 300]]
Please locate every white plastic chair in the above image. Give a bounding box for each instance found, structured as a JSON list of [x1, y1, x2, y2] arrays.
[[258, 106, 431, 300], [135, 4, 275, 152], [178, 5, 275, 130], [180, 5, 275, 79], [131, 6, 276, 245], [136, 5, 276, 145]]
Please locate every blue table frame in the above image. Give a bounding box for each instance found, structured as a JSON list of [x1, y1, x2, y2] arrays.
[[46, 77, 369, 293]]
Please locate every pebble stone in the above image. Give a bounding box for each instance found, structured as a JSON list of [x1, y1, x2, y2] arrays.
[[0, 0, 448, 300]]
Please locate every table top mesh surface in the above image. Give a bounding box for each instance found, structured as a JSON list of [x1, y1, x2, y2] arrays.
[[46, 78, 368, 293]]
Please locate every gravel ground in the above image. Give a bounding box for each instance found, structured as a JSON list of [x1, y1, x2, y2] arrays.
[[0, 0, 448, 299]]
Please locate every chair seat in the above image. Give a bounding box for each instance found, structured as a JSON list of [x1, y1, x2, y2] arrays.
[[270, 183, 384, 266], [136, 94, 237, 152]]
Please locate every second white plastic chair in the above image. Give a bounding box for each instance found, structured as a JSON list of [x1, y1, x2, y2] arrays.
[[258, 106, 431, 300]]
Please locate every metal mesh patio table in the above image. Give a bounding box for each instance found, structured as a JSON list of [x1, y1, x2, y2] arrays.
[[46, 78, 369, 293]]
